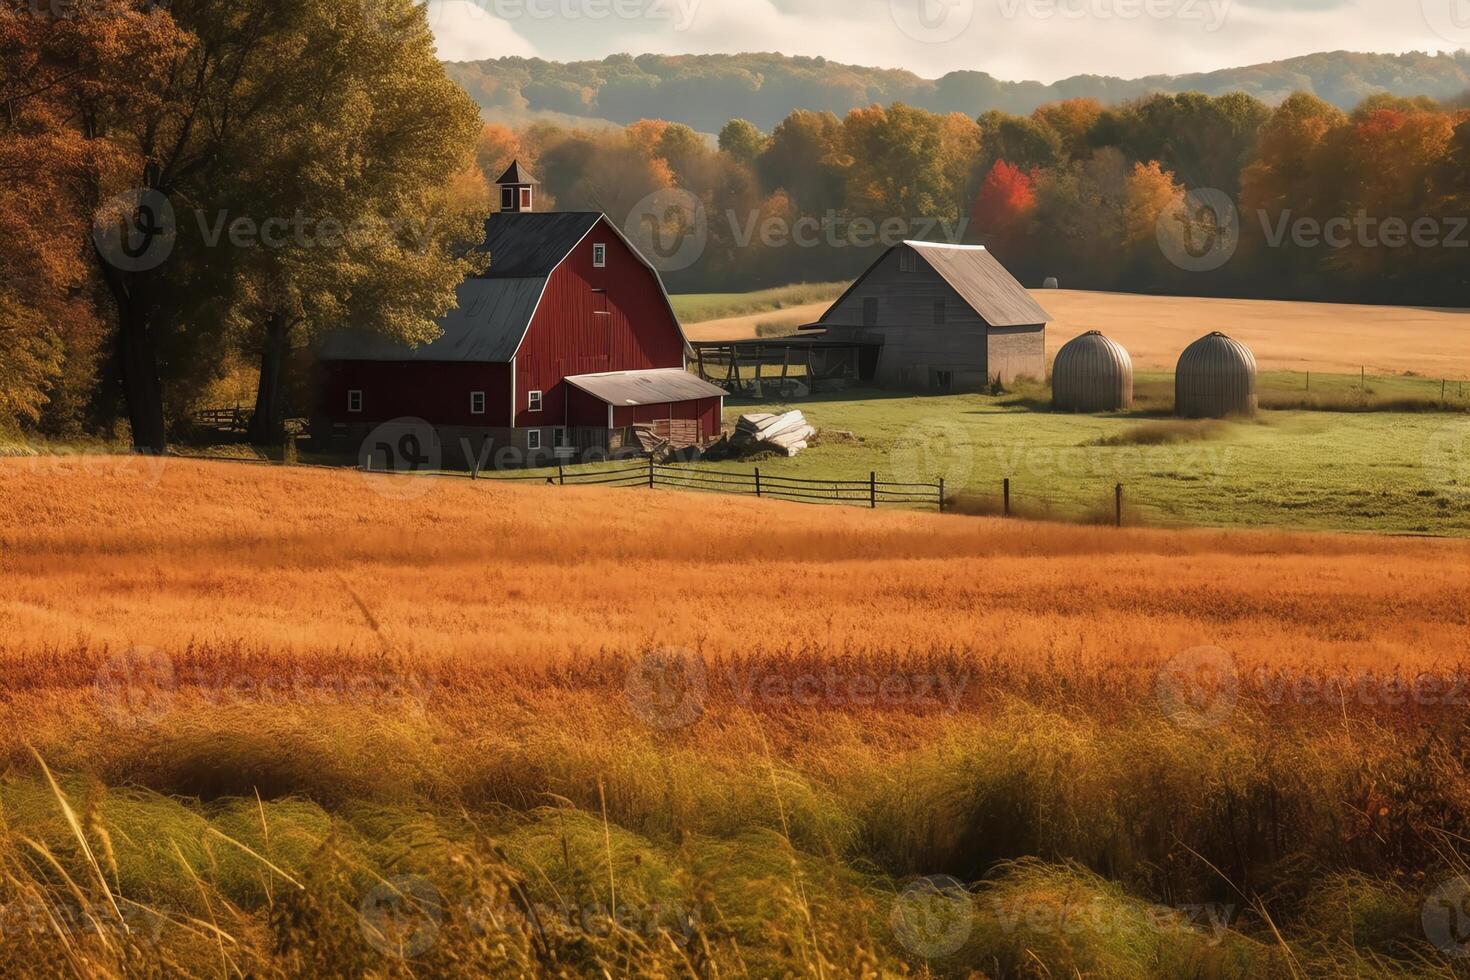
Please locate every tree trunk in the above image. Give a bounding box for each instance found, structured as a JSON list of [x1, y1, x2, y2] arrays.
[[247, 312, 292, 446], [104, 267, 168, 455]]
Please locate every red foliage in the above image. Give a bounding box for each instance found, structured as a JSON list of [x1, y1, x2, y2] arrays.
[[970, 160, 1036, 243]]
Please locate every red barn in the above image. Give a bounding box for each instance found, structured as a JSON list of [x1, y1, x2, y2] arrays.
[[313, 162, 724, 468]]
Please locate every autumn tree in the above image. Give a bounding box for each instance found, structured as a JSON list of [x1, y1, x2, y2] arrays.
[[0, 1, 184, 433], [718, 119, 766, 163], [228, 0, 488, 444]]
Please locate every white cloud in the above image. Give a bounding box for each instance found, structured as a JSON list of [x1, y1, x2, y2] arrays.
[[429, 0, 1462, 79], [428, 0, 539, 62]]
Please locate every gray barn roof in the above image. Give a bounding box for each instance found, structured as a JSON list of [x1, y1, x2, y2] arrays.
[[904, 242, 1051, 327], [317, 277, 546, 362], [480, 212, 601, 278], [566, 369, 726, 406]]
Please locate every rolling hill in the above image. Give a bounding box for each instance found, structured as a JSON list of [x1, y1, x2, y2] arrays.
[[445, 49, 1470, 132]]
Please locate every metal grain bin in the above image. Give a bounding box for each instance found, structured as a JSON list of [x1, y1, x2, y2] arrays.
[[1175, 331, 1258, 418], [1043, 277, 1059, 289], [1052, 331, 1134, 412]]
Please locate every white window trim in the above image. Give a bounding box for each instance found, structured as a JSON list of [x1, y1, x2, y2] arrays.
[[470, 391, 486, 415], [528, 390, 543, 412], [347, 389, 363, 413], [527, 429, 542, 451], [592, 243, 607, 267]]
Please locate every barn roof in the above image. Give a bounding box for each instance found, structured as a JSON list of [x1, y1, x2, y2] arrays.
[[318, 211, 689, 364], [481, 211, 601, 278], [903, 242, 1051, 327], [317, 277, 546, 362], [566, 368, 726, 406]]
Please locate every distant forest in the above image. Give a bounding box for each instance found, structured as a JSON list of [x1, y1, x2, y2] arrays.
[[478, 89, 1470, 303], [445, 50, 1470, 132]]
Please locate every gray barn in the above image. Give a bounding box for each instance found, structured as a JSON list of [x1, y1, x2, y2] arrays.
[[805, 242, 1049, 391]]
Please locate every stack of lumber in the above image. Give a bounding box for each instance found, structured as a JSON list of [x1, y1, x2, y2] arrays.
[[732, 410, 817, 457]]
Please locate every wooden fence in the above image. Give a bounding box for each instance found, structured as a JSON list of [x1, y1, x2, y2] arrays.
[[441, 458, 948, 512]]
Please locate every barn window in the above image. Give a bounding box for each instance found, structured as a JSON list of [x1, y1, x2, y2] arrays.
[[470, 391, 486, 415], [527, 429, 542, 451], [347, 389, 363, 413], [592, 243, 607, 267], [500, 185, 515, 210], [519, 187, 532, 210], [934, 299, 946, 325], [862, 298, 878, 326], [899, 251, 917, 273], [528, 390, 543, 412]]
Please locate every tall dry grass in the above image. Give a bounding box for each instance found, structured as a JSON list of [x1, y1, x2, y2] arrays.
[[1, 457, 1469, 976]]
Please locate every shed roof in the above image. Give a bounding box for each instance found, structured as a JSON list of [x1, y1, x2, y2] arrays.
[[566, 369, 726, 406], [903, 242, 1051, 327]]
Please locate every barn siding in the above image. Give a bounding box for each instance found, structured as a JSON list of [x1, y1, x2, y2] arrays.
[[987, 326, 1046, 384], [514, 217, 686, 428], [315, 361, 514, 427]]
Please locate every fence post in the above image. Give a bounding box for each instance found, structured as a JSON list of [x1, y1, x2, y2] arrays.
[[938, 478, 945, 514], [558, 459, 565, 486], [870, 472, 877, 509], [754, 467, 762, 498], [1115, 483, 1123, 528], [648, 455, 655, 489], [1003, 477, 1010, 517]]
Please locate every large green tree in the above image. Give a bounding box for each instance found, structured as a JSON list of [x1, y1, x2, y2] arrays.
[[225, 0, 487, 444]]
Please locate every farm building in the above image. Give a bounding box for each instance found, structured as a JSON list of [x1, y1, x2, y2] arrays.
[[313, 162, 725, 467], [802, 241, 1050, 391], [1052, 331, 1134, 412], [1175, 332, 1259, 418]]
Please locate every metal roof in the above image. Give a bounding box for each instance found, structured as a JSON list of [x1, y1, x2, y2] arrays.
[[565, 369, 726, 406], [481, 211, 601, 278], [317, 277, 546, 362], [905, 242, 1052, 327]]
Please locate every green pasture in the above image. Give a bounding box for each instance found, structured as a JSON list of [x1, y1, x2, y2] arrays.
[[715, 381, 1470, 536]]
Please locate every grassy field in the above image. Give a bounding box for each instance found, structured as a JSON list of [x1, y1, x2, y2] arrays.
[[714, 385, 1470, 535], [670, 282, 845, 324], [3, 457, 1470, 976]]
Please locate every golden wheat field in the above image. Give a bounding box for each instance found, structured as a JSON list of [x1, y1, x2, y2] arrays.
[[3, 456, 1470, 977], [685, 290, 1470, 378]]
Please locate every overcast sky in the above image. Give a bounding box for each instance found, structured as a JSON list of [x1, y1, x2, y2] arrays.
[[426, 0, 1469, 81]]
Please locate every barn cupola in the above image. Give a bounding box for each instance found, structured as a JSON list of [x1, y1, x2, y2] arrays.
[[496, 160, 537, 213]]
